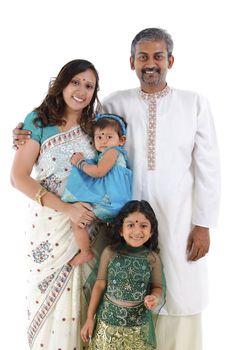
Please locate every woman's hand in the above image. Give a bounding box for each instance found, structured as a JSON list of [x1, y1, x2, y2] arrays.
[[13, 122, 31, 149], [66, 202, 95, 227], [81, 318, 95, 343]]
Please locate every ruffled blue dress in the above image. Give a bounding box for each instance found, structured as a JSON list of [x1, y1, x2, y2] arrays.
[[62, 146, 132, 221]]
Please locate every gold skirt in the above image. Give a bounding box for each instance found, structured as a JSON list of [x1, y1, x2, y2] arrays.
[[88, 319, 155, 350]]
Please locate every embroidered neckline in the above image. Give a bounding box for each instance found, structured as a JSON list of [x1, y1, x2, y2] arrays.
[[139, 85, 171, 100], [138, 85, 170, 171]]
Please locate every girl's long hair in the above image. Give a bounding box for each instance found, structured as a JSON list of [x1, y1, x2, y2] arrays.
[[33, 59, 100, 135], [111, 200, 159, 253]]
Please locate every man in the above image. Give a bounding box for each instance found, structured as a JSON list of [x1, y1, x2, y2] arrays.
[[101, 28, 220, 350], [13, 28, 220, 350]]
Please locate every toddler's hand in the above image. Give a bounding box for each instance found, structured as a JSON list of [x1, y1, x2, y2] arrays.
[[71, 152, 84, 165], [144, 294, 159, 310]]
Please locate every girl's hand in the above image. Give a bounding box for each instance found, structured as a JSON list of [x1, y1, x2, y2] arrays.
[[71, 152, 84, 165], [144, 294, 159, 310], [81, 318, 95, 343], [66, 202, 95, 227]]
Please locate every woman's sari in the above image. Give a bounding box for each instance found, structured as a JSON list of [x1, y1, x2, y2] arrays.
[[25, 126, 108, 349]]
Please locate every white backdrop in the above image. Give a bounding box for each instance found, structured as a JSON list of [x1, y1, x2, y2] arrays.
[[1, 0, 231, 348]]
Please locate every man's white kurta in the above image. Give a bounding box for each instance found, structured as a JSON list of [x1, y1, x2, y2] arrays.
[[102, 87, 220, 315]]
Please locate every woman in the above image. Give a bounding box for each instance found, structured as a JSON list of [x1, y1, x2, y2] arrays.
[[11, 59, 110, 349]]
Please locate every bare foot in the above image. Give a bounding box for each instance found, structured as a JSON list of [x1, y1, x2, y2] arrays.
[[70, 250, 94, 266]]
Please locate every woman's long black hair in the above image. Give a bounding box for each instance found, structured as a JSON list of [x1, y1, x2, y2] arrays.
[[111, 200, 159, 253]]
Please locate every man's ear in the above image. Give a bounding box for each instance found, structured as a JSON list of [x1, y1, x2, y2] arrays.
[[130, 56, 135, 70], [168, 55, 174, 69]]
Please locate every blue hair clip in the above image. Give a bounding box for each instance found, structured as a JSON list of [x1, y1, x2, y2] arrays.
[[95, 113, 127, 135]]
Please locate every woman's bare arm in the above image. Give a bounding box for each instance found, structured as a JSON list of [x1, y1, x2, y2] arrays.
[[11, 139, 95, 225]]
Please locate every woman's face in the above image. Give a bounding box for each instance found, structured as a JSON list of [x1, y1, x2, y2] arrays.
[[62, 69, 96, 115]]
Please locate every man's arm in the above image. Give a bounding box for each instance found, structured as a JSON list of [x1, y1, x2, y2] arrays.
[[189, 95, 220, 261]]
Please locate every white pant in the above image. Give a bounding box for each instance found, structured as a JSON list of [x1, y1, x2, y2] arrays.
[[155, 314, 202, 350]]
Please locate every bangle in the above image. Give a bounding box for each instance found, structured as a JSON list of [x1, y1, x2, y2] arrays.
[[35, 186, 48, 206], [80, 161, 86, 171], [75, 159, 86, 170]]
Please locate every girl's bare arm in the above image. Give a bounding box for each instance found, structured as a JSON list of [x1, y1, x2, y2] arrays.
[[80, 148, 119, 177]]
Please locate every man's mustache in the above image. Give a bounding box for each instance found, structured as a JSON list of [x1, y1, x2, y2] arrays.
[[142, 67, 160, 74]]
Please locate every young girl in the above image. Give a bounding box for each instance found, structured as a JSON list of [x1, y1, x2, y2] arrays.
[[81, 200, 165, 349], [62, 113, 132, 265]]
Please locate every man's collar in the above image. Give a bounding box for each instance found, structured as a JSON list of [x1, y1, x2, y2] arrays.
[[139, 85, 171, 100]]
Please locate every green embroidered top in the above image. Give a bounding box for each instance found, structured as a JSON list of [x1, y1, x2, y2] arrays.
[[96, 244, 164, 328]]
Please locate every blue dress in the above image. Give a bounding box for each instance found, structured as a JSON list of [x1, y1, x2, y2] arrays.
[[62, 146, 132, 221]]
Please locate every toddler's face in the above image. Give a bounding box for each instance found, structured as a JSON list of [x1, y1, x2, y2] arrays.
[[94, 126, 125, 152]]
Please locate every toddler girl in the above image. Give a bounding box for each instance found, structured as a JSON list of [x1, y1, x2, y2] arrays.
[[62, 113, 132, 265]]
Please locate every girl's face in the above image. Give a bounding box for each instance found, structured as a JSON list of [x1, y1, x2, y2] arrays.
[[94, 126, 126, 152], [120, 211, 152, 247], [62, 69, 96, 116]]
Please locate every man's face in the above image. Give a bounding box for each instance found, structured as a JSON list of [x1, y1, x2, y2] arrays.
[[130, 40, 174, 93]]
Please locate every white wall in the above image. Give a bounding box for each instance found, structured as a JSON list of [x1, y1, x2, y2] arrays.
[[1, 0, 231, 348]]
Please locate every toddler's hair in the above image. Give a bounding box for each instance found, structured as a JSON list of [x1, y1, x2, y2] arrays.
[[93, 113, 127, 138]]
